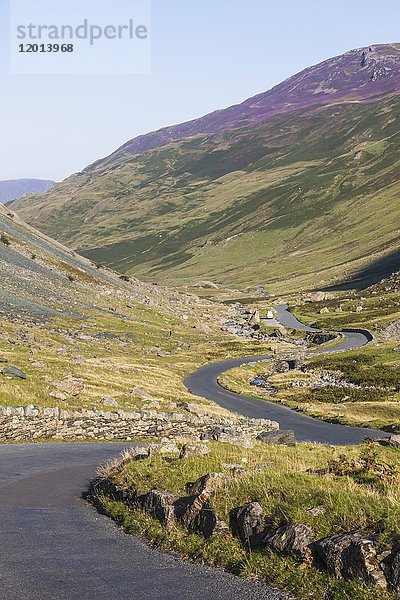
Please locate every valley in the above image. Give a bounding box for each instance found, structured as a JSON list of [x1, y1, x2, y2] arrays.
[[2, 39, 400, 600]]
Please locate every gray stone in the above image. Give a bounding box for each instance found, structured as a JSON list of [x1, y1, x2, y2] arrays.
[[1, 366, 28, 379], [257, 430, 296, 446], [185, 473, 228, 496], [264, 523, 316, 561], [388, 435, 400, 450], [230, 502, 267, 548], [101, 397, 119, 407], [140, 491, 180, 528], [179, 443, 209, 459], [382, 547, 400, 591], [311, 530, 386, 586]]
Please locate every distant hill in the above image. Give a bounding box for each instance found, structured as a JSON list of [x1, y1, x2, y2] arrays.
[[12, 43, 400, 291], [0, 179, 55, 203]]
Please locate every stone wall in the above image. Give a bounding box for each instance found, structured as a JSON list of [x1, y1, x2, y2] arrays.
[[0, 405, 279, 442]]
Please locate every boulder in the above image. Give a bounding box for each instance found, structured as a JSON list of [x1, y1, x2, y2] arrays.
[[101, 396, 119, 407], [273, 360, 290, 374], [257, 430, 296, 446], [54, 377, 84, 396], [306, 332, 337, 346], [230, 502, 267, 548], [179, 497, 227, 539], [185, 473, 228, 496], [381, 547, 400, 591], [388, 435, 400, 450], [264, 523, 316, 561], [200, 427, 253, 447], [139, 491, 180, 529], [49, 391, 68, 401], [179, 443, 209, 459], [248, 310, 261, 325], [1, 366, 28, 379], [194, 322, 212, 334], [311, 530, 386, 586]]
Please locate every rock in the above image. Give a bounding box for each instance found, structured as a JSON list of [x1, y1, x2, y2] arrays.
[[151, 439, 180, 455], [230, 502, 267, 547], [185, 473, 228, 496], [179, 402, 207, 417], [49, 391, 68, 401], [310, 292, 333, 303], [248, 310, 261, 325], [200, 427, 253, 447], [194, 322, 212, 334], [257, 430, 296, 446], [1, 366, 28, 379], [139, 491, 180, 529], [381, 547, 400, 591], [179, 495, 227, 539], [311, 530, 386, 586], [320, 307, 330, 314], [179, 443, 209, 459], [131, 387, 154, 401], [264, 523, 316, 561], [273, 360, 290, 374], [306, 332, 337, 346], [101, 397, 119, 407], [388, 435, 400, 450], [191, 502, 228, 539], [54, 377, 84, 396], [157, 350, 171, 357], [0, 358, 8, 363]]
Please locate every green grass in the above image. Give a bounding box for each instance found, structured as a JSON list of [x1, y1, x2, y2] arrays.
[[12, 96, 400, 292], [95, 440, 400, 599]]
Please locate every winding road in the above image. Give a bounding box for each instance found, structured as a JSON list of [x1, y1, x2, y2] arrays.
[[0, 304, 387, 599], [184, 304, 386, 445]]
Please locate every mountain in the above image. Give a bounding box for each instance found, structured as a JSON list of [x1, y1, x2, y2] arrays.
[[12, 43, 400, 292], [0, 179, 55, 203]]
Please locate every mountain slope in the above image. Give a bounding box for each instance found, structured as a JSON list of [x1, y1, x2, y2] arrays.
[[1, 179, 54, 203], [13, 44, 400, 291]]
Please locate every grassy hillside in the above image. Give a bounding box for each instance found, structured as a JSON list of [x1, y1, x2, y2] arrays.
[[13, 94, 400, 291], [0, 203, 281, 421]]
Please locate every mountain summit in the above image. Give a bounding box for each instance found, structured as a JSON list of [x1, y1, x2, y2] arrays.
[[12, 44, 400, 291]]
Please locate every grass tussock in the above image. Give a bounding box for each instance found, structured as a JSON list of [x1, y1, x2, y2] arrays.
[[96, 440, 400, 600]]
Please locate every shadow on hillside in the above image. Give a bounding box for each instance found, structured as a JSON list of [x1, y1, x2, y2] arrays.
[[322, 249, 400, 291]]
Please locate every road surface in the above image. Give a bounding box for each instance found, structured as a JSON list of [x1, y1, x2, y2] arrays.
[[0, 443, 285, 600], [184, 304, 386, 445]]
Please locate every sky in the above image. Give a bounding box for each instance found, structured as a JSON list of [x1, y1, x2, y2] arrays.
[[1, 0, 400, 181]]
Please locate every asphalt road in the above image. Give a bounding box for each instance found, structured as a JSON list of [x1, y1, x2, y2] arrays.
[[0, 443, 286, 600], [184, 304, 387, 445]]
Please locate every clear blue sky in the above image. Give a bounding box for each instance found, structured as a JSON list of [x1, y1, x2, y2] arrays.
[[1, 0, 400, 181]]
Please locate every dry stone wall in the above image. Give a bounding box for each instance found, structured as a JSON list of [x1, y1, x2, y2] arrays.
[[0, 405, 279, 442]]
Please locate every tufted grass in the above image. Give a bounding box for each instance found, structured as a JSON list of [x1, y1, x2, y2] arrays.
[[96, 440, 400, 599]]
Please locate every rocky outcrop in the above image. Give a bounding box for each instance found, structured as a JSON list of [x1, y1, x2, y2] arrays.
[[96, 463, 400, 591], [382, 547, 400, 591], [305, 332, 337, 346], [139, 491, 180, 529], [0, 405, 279, 443], [257, 430, 296, 446], [311, 530, 387, 586], [230, 502, 267, 547], [264, 524, 316, 561]]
